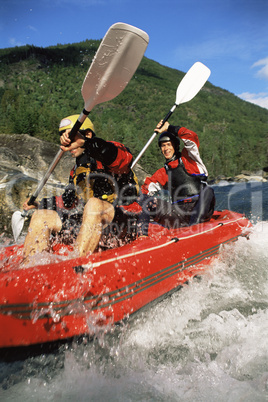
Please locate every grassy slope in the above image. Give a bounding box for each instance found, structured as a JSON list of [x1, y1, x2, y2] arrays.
[[0, 42, 267, 179]]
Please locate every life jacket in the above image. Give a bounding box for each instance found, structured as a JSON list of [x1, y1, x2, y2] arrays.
[[72, 164, 95, 203], [92, 161, 139, 205], [66, 159, 139, 206], [41, 151, 139, 213], [164, 158, 204, 202], [41, 159, 95, 212]]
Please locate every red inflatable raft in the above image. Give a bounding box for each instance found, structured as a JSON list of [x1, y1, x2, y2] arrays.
[[0, 210, 251, 349]]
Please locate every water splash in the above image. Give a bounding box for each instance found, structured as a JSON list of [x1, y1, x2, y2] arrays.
[[1, 223, 267, 401]]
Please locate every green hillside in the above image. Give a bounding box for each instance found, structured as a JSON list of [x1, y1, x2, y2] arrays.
[[0, 41, 267, 179]]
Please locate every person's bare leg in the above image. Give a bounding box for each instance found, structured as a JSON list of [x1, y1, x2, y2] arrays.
[[23, 210, 62, 261], [75, 197, 114, 256]]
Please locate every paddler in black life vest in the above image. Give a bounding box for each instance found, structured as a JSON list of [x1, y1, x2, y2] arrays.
[[137, 120, 215, 236], [23, 114, 139, 262], [22, 115, 100, 261]]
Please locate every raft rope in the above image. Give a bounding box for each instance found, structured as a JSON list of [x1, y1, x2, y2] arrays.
[[91, 216, 249, 269]]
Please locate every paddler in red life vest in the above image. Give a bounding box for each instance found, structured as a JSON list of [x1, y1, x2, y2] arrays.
[[137, 120, 215, 236], [22, 115, 139, 262]]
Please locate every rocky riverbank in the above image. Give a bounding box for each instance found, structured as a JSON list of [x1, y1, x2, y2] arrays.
[[209, 170, 268, 185]]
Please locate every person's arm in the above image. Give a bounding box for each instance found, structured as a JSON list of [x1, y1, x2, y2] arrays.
[[154, 120, 198, 147], [168, 125, 208, 176], [141, 167, 167, 195], [60, 130, 85, 151], [60, 130, 131, 173], [60, 129, 118, 164], [85, 138, 134, 174], [84, 137, 118, 165], [168, 125, 200, 149]]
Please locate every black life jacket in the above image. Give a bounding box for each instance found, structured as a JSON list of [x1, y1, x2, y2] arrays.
[[164, 158, 204, 202], [92, 163, 139, 205], [62, 154, 97, 207]]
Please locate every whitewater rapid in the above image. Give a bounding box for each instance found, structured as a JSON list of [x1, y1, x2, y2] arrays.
[[1, 222, 267, 401]]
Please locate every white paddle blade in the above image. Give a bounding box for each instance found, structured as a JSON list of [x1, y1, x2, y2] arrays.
[[82, 22, 149, 111], [12, 211, 25, 242], [175, 62, 211, 105]]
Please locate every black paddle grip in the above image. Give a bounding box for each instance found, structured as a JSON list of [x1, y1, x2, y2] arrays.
[[69, 119, 83, 142], [28, 194, 37, 206], [161, 110, 173, 126], [68, 110, 90, 142]]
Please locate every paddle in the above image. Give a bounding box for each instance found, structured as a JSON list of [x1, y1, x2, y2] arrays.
[[11, 22, 149, 241], [131, 62, 211, 169]]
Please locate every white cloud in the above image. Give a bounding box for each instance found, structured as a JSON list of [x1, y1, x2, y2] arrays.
[[27, 25, 38, 32], [252, 57, 268, 80], [238, 58, 268, 109], [8, 37, 24, 47], [237, 92, 268, 109]]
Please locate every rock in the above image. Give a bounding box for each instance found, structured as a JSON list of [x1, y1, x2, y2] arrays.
[[0, 134, 72, 237], [234, 174, 267, 182], [0, 134, 74, 184], [132, 163, 148, 186], [211, 170, 267, 184], [0, 147, 19, 164]]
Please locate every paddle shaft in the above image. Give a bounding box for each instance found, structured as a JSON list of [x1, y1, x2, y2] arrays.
[[27, 110, 88, 206], [131, 62, 210, 169], [131, 105, 176, 169]]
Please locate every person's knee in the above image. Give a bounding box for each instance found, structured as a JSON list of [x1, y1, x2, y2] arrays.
[[84, 197, 102, 216], [102, 202, 114, 224], [30, 210, 62, 233], [83, 197, 114, 224]]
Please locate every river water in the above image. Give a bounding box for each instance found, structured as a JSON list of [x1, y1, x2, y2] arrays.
[[0, 181, 268, 401]]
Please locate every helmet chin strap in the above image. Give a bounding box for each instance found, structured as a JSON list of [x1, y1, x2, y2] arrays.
[[165, 154, 177, 163], [165, 150, 181, 163]]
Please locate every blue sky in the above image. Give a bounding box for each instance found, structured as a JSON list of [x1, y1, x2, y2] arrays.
[[1, 0, 268, 109]]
